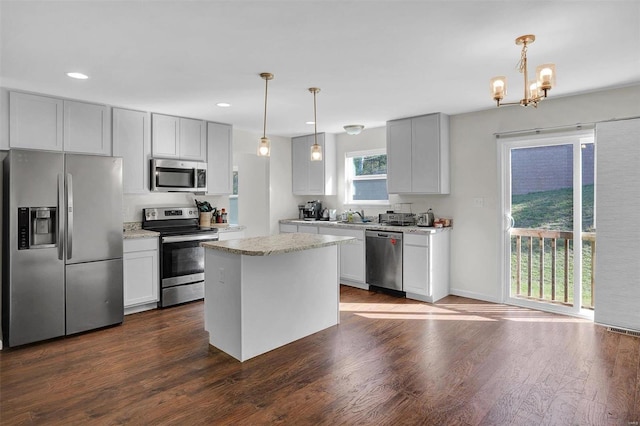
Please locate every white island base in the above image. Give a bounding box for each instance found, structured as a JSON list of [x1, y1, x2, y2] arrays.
[[203, 234, 352, 362]]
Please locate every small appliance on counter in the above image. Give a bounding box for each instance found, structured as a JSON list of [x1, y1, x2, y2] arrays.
[[303, 200, 322, 221], [416, 209, 435, 227], [378, 212, 416, 226]]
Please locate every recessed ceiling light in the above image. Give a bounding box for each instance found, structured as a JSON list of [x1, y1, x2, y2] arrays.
[[66, 72, 89, 80], [306, 121, 315, 125], [216, 102, 231, 108]]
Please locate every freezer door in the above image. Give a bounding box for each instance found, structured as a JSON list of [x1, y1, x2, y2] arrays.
[[3, 150, 65, 347], [64, 154, 123, 264], [66, 259, 124, 335]]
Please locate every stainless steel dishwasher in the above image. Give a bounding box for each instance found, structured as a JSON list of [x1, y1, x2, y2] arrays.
[[365, 230, 403, 292]]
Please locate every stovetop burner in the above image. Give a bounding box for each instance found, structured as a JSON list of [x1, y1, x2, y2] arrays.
[[142, 206, 218, 236]]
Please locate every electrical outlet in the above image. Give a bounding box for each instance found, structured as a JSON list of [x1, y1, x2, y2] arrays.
[[219, 267, 225, 283], [473, 197, 484, 208]]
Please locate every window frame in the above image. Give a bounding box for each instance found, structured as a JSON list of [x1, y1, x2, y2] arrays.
[[344, 148, 390, 206]]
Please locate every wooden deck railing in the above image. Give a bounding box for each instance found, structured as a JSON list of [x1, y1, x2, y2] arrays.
[[510, 228, 596, 309]]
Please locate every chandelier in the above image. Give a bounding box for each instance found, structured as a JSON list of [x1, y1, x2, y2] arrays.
[[490, 35, 556, 107]]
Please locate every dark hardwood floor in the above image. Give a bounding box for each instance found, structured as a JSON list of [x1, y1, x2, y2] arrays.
[[1, 286, 639, 425]]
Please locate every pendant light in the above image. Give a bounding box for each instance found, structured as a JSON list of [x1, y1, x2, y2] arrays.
[[309, 87, 322, 161], [258, 72, 273, 157]]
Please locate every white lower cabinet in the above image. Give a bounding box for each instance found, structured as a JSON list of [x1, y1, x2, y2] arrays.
[[296, 224, 318, 234], [123, 238, 159, 314], [279, 223, 298, 233], [218, 229, 245, 241], [319, 227, 366, 288], [403, 232, 450, 303]]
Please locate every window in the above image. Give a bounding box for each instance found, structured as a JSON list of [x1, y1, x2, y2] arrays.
[[229, 168, 238, 224], [345, 149, 388, 205]]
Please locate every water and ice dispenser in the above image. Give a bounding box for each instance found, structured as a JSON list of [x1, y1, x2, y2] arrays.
[[17, 207, 57, 250]]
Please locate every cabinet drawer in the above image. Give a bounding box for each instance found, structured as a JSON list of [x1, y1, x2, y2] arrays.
[[280, 224, 298, 233], [318, 226, 364, 240], [404, 233, 429, 247], [124, 237, 158, 253]]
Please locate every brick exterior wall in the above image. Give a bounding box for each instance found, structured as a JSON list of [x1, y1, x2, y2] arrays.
[[511, 144, 594, 195]]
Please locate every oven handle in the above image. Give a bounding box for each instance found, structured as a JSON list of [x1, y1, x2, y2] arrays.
[[162, 234, 219, 243]]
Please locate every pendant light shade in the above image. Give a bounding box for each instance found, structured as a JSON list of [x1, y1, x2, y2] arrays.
[[258, 72, 273, 157], [308, 87, 322, 162]]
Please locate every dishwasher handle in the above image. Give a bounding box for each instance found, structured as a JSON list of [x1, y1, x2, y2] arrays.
[[365, 230, 403, 240]]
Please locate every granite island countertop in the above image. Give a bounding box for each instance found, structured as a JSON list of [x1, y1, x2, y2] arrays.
[[201, 233, 355, 256], [280, 219, 451, 235]]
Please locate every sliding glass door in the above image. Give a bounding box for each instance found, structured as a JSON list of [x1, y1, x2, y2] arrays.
[[499, 130, 595, 317]]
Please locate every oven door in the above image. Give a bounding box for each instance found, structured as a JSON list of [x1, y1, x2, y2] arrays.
[[160, 234, 218, 288]]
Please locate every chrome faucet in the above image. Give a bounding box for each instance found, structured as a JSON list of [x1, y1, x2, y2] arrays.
[[354, 210, 365, 221]]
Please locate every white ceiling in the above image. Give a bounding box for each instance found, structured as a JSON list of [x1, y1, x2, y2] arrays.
[[1, 1, 639, 137]]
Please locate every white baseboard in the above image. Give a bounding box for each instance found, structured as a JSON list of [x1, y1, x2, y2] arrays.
[[449, 288, 501, 304], [340, 280, 369, 291], [124, 302, 158, 316]]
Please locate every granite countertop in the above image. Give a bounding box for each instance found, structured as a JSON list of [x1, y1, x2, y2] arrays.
[[202, 233, 355, 256], [279, 219, 451, 234], [123, 229, 160, 239]]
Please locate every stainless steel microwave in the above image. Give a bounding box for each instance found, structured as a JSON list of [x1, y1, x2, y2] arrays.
[[150, 158, 207, 192]]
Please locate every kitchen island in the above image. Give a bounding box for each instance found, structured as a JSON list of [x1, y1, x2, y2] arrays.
[[201, 233, 355, 362]]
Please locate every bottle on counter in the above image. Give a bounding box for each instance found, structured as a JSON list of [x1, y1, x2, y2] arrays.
[[221, 208, 228, 223]]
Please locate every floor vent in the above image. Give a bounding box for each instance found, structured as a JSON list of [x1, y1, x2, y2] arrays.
[[607, 327, 640, 338]]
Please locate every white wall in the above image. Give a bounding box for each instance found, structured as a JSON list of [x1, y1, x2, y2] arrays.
[[314, 84, 640, 303], [231, 128, 305, 237]]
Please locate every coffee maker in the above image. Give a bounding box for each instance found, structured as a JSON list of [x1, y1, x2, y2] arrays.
[[303, 200, 322, 221]]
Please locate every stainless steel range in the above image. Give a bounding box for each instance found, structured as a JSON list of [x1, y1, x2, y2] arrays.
[[142, 207, 218, 307]]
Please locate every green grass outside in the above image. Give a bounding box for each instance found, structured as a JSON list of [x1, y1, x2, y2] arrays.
[[510, 184, 595, 309]]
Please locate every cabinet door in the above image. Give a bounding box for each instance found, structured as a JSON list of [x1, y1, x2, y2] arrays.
[[403, 235, 429, 296], [113, 108, 150, 194], [179, 118, 206, 161], [123, 248, 159, 307], [411, 114, 440, 193], [297, 224, 318, 234], [152, 114, 179, 158], [386, 118, 412, 193], [9, 92, 63, 151], [307, 133, 325, 195], [320, 227, 365, 283], [207, 122, 233, 194], [292, 135, 310, 194], [63, 100, 111, 155], [280, 224, 298, 233]]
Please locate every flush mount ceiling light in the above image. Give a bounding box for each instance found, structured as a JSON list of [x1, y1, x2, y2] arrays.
[[343, 124, 364, 135], [257, 72, 273, 157], [66, 72, 88, 80], [490, 34, 556, 108], [216, 102, 231, 108], [309, 87, 322, 162]]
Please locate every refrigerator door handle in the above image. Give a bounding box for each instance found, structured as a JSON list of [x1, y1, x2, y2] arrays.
[[66, 173, 73, 260], [58, 174, 65, 260]]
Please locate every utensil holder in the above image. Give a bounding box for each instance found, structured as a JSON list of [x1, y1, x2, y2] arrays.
[[199, 212, 212, 227]]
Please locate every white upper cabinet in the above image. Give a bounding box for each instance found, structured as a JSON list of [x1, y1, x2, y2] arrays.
[[112, 108, 151, 194], [206, 122, 233, 195], [151, 114, 179, 157], [387, 113, 450, 194], [9, 92, 111, 155], [63, 100, 111, 155], [10, 92, 64, 151], [291, 132, 336, 195], [179, 117, 207, 161], [151, 113, 206, 161]]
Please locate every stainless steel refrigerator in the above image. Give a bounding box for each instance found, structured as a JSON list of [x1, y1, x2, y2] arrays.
[[2, 149, 124, 347]]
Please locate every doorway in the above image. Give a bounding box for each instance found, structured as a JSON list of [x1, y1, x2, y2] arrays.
[[499, 130, 595, 317]]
